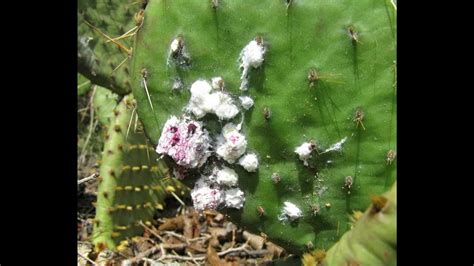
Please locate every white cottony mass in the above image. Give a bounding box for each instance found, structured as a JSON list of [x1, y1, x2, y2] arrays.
[[278, 201, 303, 222], [239, 96, 254, 110], [295, 142, 315, 166], [213, 166, 239, 187], [156, 116, 212, 169], [190, 169, 245, 211], [238, 39, 266, 91], [190, 176, 224, 211], [216, 123, 247, 164], [224, 188, 245, 209], [238, 153, 259, 172], [187, 80, 239, 120]]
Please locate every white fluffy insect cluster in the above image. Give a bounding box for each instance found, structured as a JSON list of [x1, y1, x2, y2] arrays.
[[167, 37, 191, 67], [216, 123, 248, 164], [190, 175, 224, 211], [158, 45, 266, 212], [239, 96, 254, 110], [170, 38, 181, 54], [238, 39, 266, 91], [191, 167, 245, 211], [294, 142, 315, 166], [278, 201, 303, 222], [187, 80, 239, 120], [238, 153, 259, 172], [209, 166, 239, 187], [224, 188, 245, 209], [156, 116, 212, 168]]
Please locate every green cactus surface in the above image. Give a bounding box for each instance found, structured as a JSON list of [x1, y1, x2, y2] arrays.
[[93, 85, 120, 126], [321, 181, 396, 265], [78, 73, 93, 96], [78, 0, 144, 94], [92, 94, 190, 251], [130, 0, 396, 254]]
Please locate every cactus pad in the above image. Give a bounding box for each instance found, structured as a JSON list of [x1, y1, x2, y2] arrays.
[[130, 0, 396, 254], [92, 94, 189, 251]]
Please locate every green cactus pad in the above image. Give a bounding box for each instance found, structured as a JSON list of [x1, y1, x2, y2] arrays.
[[92, 85, 120, 126], [92, 94, 189, 251], [131, 0, 396, 254], [78, 73, 92, 96], [321, 181, 396, 265], [78, 0, 143, 94]]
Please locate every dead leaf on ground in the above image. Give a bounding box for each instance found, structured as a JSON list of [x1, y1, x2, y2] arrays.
[[208, 234, 220, 248], [214, 213, 224, 222], [223, 256, 240, 266], [78, 206, 289, 265], [131, 237, 154, 254], [78, 242, 93, 266], [266, 242, 285, 259], [243, 231, 265, 250], [158, 215, 184, 231], [209, 227, 229, 240], [184, 212, 200, 239], [188, 242, 207, 253], [207, 245, 226, 266], [165, 235, 182, 245]]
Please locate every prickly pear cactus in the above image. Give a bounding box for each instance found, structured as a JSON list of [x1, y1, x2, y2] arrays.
[[130, 0, 396, 254], [78, 73, 93, 96], [322, 181, 396, 265], [92, 94, 189, 251], [93, 86, 119, 126], [78, 0, 144, 94]]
